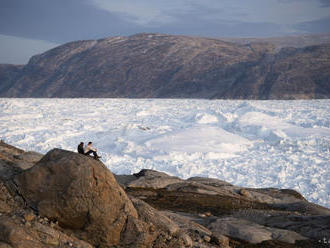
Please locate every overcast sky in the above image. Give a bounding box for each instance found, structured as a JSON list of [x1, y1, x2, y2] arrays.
[[1, 0, 330, 64]]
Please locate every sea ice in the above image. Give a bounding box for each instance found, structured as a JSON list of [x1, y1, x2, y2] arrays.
[[0, 99, 329, 208]]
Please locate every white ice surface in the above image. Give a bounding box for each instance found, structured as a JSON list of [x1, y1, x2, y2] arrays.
[[0, 99, 329, 208]]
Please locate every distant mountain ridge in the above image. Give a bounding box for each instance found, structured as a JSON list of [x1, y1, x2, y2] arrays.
[[0, 33, 329, 99], [219, 32, 330, 50]]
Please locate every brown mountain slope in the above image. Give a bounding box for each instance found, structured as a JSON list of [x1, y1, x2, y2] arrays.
[[0, 33, 329, 99], [218, 45, 330, 99], [0, 64, 23, 94]]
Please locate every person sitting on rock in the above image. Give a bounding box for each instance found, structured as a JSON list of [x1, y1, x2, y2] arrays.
[[84, 141, 101, 159], [77, 142, 85, 154]]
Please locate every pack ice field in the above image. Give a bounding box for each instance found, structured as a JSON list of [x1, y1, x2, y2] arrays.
[[1, 99, 329, 208]]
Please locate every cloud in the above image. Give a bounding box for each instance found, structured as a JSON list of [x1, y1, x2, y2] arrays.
[[88, 0, 190, 26], [319, 0, 330, 6], [0, 34, 58, 64], [294, 16, 330, 33], [0, 0, 141, 43], [149, 11, 290, 38], [0, 0, 329, 64], [89, 0, 330, 27], [86, 0, 292, 38], [278, 0, 330, 7], [2, 0, 329, 64]]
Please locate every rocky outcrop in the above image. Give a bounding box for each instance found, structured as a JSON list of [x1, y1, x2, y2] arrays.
[[208, 217, 307, 244], [0, 214, 93, 248], [0, 33, 329, 99], [10, 148, 138, 247], [0, 142, 189, 248], [1, 141, 329, 248], [115, 169, 184, 189], [0, 162, 93, 248], [118, 168, 330, 247]]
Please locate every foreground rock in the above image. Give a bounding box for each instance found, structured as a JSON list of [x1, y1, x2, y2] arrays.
[[10, 148, 139, 247], [0, 177, 93, 248], [0, 143, 190, 248], [1, 142, 329, 248], [208, 217, 306, 244], [117, 169, 330, 247]]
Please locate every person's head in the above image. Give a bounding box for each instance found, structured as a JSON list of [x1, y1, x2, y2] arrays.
[[80, 142, 84, 145], [88, 142, 92, 145]]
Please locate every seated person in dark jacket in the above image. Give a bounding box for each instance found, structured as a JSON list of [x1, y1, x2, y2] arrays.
[[77, 142, 85, 154]]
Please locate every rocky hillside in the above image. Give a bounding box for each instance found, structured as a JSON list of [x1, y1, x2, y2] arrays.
[[0, 33, 329, 99], [0, 64, 23, 95], [1, 141, 329, 247]]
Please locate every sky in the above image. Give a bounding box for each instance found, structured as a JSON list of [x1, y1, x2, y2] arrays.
[[0, 0, 330, 64]]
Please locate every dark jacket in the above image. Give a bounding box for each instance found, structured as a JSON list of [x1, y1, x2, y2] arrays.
[[77, 143, 85, 154]]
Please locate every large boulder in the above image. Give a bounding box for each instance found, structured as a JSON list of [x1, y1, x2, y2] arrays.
[[11, 149, 138, 247]]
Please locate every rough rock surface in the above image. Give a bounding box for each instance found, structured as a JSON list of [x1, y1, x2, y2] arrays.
[[115, 169, 184, 189], [1, 142, 329, 248], [119, 169, 330, 247], [208, 217, 307, 244], [0, 215, 93, 248], [10, 148, 138, 247], [0, 141, 42, 180], [0, 33, 329, 99], [0, 142, 191, 248], [0, 143, 94, 248]]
